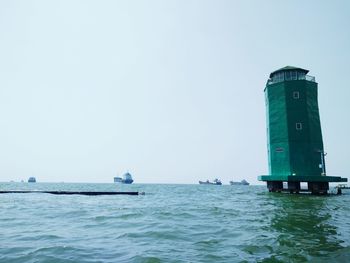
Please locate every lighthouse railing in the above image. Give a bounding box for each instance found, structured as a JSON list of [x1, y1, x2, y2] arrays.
[[267, 74, 316, 85]]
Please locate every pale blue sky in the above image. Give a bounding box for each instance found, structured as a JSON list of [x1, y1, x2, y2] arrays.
[[1, 0, 349, 184]]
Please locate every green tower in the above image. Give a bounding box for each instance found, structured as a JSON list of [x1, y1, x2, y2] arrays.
[[258, 66, 347, 194]]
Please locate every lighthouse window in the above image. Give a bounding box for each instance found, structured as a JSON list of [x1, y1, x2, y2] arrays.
[[298, 72, 306, 80], [285, 71, 291, 81], [272, 74, 278, 83], [293, 91, 300, 99], [291, 71, 297, 80], [273, 72, 284, 82], [279, 72, 285, 81], [296, 123, 302, 130]]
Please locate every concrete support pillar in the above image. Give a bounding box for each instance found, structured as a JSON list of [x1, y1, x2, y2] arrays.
[[267, 181, 283, 192], [308, 182, 329, 194], [288, 181, 301, 193]]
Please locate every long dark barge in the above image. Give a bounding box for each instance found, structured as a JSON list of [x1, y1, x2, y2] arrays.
[[0, 190, 139, 196]]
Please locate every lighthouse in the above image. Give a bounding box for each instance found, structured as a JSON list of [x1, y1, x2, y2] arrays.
[[258, 66, 347, 194]]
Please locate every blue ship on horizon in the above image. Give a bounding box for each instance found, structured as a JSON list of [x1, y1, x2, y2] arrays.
[[114, 172, 134, 184]]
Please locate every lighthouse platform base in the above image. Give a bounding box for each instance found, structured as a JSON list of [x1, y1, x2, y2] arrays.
[[258, 175, 347, 195]]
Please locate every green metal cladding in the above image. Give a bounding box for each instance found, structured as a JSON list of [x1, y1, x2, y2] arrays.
[[259, 66, 347, 183]]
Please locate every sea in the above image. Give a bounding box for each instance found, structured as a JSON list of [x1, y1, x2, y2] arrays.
[[0, 183, 349, 263]]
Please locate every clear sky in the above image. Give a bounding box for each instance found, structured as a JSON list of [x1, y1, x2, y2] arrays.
[[1, 0, 349, 184]]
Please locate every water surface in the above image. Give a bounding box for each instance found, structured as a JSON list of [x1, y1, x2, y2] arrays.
[[0, 183, 349, 262]]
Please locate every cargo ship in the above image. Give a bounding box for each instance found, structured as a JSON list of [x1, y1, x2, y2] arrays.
[[28, 177, 36, 183], [230, 179, 249, 186], [114, 172, 134, 184], [199, 179, 222, 185]]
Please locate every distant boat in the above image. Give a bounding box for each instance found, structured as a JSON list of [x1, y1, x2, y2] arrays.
[[114, 172, 134, 184], [28, 177, 36, 183], [114, 177, 123, 183], [335, 184, 349, 194], [199, 179, 222, 185], [230, 179, 249, 186], [336, 184, 350, 189]]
